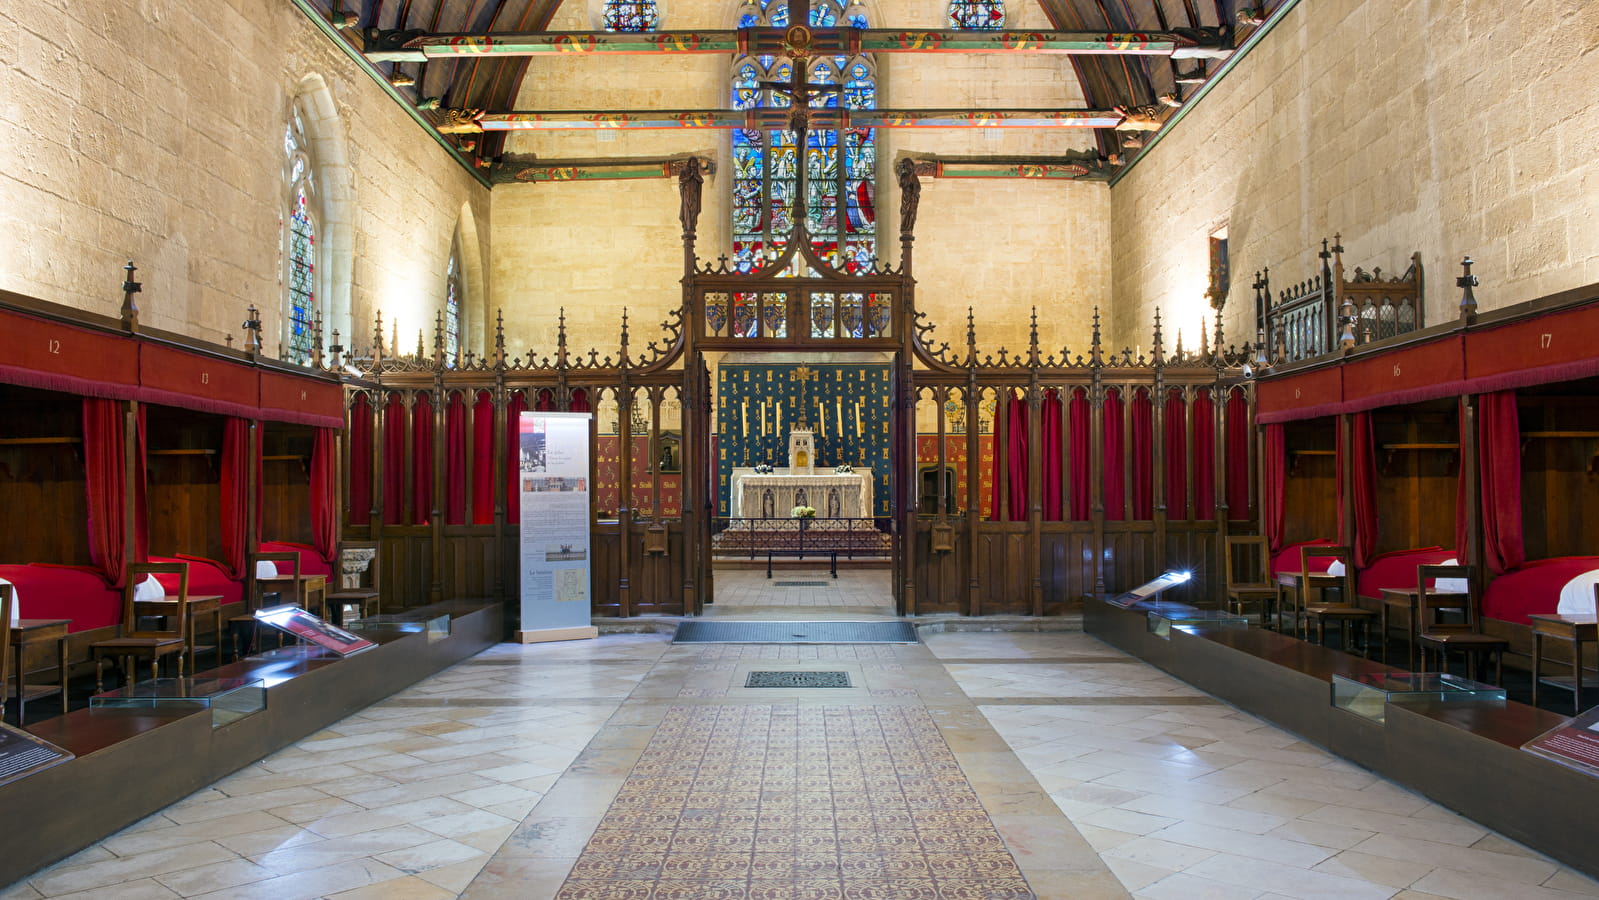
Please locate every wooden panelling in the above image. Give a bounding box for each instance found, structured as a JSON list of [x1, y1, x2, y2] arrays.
[[1518, 394, 1599, 559], [1372, 407, 1459, 554], [0, 385, 89, 565], [145, 406, 225, 561]]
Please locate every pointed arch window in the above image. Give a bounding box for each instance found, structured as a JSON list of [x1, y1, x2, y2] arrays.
[[731, 0, 876, 274], [603, 0, 659, 31], [445, 245, 463, 364], [283, 103, 318, 365], [948, 0, 1004, 29]]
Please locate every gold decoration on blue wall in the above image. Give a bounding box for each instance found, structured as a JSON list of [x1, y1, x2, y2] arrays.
[[717, 362, 892, 518]]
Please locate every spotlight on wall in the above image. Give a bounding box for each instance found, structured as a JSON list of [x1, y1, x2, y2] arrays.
[[389, 70, 416, 88]]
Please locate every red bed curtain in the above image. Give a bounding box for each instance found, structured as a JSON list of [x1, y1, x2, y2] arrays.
[[220, 417, 250, 578], [1264, 424, 1286, 553], [1069, 388, 1090, 521], [1193, 389, 1216, 519], [1131, 388, 1153, 519], [1042, 389, 1063, 521], [310, 427, 337, 563], [472, 390, 495, 525], [411, 392, 434, 526], [989, 390, 1028, 521], [1478, 391, 1524, 574], [507, 391, 528, 521], [382, 393, 406, 525], [1226, 388, 1251, 521], [1351, 412, 1379, 567], [348, 393, 373, 526], [1103, 388, 1125, 521], [1165, 389, 1188, 520], [83, 398, 137, 587], [445, 394, 468, 526]]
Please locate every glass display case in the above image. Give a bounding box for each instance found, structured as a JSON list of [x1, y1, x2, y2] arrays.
[[91, 677, 267, 728], [1148, 608, 1250, 639], [350, 611, 452, 642], [1331, 672, 1505, 724]]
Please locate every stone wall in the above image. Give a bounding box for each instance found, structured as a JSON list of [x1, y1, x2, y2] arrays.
[[1109, 0, 1599, 349], [491, 0, 1111, 357], [0, 0, 489, 356]]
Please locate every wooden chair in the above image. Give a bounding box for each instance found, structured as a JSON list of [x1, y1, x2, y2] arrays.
[[92, 563, 190, 690], [325, 541, 382, 626], [1224, 536, 1278, 626], [1, 584, 12, 721], [1416, 564, 1508, 684], [1299, 545, 1376, 655], [232, 551, 303, 658]]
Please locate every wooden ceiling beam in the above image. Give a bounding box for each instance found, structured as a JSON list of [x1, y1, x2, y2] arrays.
[[363, 27, 1230, 61], [439, 107, 1130, 131]]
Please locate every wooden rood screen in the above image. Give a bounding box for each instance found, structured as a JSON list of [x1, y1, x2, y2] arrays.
[[339, 159, 1256, 618]]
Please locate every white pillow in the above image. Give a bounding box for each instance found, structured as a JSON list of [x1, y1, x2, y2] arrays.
[[1432, 558, 1470, 594], [1557, 569, 1599, 617], [134, 574, 165, 603], [256, 559, 280, 579], [0, 577, 18, 626], [1326, 559, 1345, 576]]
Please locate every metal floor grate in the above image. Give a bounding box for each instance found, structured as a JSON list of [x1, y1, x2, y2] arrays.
[[745, 671, 852, 688], [673, 621, 918, 644]]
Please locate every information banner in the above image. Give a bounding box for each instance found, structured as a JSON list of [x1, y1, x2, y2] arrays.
[[518, 411, 597, 642]]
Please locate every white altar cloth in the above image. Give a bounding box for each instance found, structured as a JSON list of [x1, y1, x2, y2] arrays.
[[730, 468, 875, 519]]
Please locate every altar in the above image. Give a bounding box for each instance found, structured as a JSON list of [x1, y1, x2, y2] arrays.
[[729, 468, 875, 519]]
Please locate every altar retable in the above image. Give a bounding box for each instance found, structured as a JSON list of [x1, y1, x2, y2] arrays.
[[729, 426, 874, 519]]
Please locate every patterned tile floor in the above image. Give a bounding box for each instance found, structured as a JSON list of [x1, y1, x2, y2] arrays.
[[556, 706, 1033, 900], [8, 584, 1599, 900]]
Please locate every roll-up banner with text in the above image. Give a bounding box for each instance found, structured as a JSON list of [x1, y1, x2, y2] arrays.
[[517, 411, 597, 643]]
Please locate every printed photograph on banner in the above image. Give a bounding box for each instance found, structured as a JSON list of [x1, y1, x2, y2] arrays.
[[556, 568, 589, 603], [520, 422, 547, 473]]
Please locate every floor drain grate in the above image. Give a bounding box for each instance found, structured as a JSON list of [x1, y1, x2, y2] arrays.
[[774, 581, 831, 587], [745, 671, 852, 688]]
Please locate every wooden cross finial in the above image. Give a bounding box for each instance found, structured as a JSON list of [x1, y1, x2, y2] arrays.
[[120, 261, 141, 332], [1457, 257, 1479, 320]]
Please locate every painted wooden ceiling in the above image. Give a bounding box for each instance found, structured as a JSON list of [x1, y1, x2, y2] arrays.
[[305, 0, 1248, 165]]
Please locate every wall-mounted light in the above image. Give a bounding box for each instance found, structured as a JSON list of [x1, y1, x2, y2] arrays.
[[389, 70, 416, 88]]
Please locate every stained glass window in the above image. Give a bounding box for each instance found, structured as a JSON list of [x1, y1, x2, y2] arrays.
[[445, 248, 462, 363], [731, 0, 875, 275], [602, 0, 658, 31], [284, 105, 317, 366], [948, 0, 1004, 29]]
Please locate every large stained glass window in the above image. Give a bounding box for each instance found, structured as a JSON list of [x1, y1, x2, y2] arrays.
[[445, 247, 462, 363], [602, 0, 659, 31], [731, 0, 876, 274], [948, 0, 1004, 29], [284, 105, 317, 365]]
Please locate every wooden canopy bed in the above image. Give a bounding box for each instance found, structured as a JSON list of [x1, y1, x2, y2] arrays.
[[0, 292, 343, 685], [1256, 260, 1599, 665]]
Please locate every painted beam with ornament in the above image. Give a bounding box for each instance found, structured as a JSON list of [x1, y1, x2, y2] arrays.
[[365, 28, 1230, 62], [490, 156, 715, 185], [450, 108, 1125, 133], [914, 158, 1117, 182]]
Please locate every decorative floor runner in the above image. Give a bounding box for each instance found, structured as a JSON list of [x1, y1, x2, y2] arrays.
[[674, 622, 919, 644], [555, 705, 1036, 900]]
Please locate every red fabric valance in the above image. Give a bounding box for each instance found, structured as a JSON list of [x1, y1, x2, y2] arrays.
[[138, 344, 260, 420], [0, 310, 140, 399], [260, 370, 344, 427], [1257, 301, 1599, 423]]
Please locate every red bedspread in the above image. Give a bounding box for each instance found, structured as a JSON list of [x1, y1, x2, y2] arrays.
[[1483, 557, 1599, 625], [150, 555, 245, 607], [1271, 539, 1339, 574], [1355, 547, 1455, 602], [260, 541, 333, 578], [0, 564, 123, 632]]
